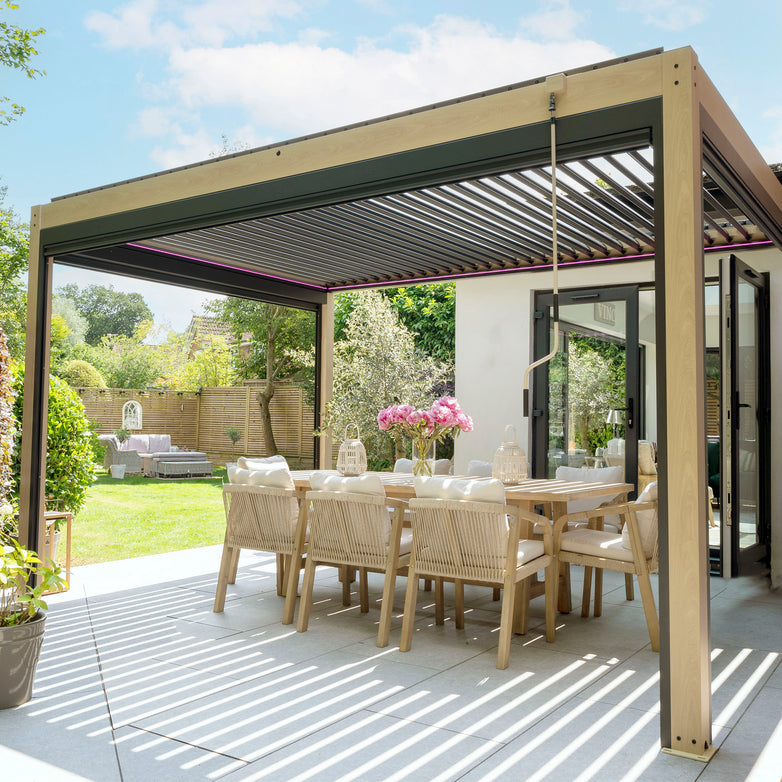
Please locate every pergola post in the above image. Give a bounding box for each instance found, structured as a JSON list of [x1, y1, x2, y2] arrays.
[[658, 48, 714, 760], [18, 208, 51, 557], [317, 293, 335, 468]]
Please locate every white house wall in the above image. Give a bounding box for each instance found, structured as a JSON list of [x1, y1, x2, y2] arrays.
[[454, 247, 782, 585]]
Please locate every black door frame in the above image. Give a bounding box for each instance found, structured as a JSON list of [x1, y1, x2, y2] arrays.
[[531, 284, 640, 496], [722, 254, 771, 576]]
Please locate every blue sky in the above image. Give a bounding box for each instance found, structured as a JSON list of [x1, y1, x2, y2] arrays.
[[3, 0, 782, 333]]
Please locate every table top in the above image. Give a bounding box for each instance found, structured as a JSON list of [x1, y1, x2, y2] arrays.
[[289, 470, 632, 506]]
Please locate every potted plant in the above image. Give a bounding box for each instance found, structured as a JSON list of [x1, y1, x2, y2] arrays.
[[225, 426, 242, 458], [113, 427, 131, 448], [0, 530, 65, 709]]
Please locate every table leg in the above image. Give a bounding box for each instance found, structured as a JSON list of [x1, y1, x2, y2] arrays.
[[551, 502, 572, 614]]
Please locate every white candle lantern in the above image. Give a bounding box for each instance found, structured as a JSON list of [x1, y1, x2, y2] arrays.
[[336, 423, 368, 476], [492, 424, 527, 485]]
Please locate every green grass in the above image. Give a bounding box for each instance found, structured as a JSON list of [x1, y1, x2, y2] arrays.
[[69, 468, 227, 565]]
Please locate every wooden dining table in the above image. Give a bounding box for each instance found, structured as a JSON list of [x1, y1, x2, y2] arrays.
[[290, 470, 633, 614]]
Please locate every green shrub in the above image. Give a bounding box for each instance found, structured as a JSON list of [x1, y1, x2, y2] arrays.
[[11, 369, 96, 515], [0, 327, 16, 525], [59, 359, 106, 388]]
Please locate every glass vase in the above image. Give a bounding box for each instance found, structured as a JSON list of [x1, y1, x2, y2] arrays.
[[412, 439, 434, 476]]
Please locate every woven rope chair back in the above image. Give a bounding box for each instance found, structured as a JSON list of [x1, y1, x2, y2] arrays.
[[408, 498, 510, 583], [222, 484, 299, 554], [305, 490, 392, 570]]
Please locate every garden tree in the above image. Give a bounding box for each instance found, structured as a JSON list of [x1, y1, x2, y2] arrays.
[[566, 336, 625, 453], [1, 1, 44, 125], [335, 283, 455, 363], [0, 195, 28, 360], [324, 290, 452, 465], [207, 298, 316, 456], [10, 369, 96, 514], [57, 283, 153, 345], [169, 334, 235, 390], [51, 295, 88, 347], [48, 313, 73, 372], [59, 359, 106, 388]]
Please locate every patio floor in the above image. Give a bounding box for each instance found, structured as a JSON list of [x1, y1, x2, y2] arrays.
[[1, 546, 781, 781]]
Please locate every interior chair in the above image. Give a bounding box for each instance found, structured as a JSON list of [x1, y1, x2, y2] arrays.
[[400, 477, 557, 670], [296, 473, 410, 647], [637, 441, 658, 493], [98, 434, 143, 475], [466, 459, 493, 477], [214, 463, 306, 625], [554, 481, 659, 651]]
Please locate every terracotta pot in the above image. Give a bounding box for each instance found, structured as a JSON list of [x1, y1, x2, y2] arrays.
[[0, 611, 47, 709]]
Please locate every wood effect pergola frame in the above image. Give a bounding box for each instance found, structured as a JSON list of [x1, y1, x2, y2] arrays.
[[18, 47, 782, 758]]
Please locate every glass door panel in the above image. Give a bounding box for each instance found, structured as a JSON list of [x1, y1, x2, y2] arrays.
[[533, 286, 639, 492]]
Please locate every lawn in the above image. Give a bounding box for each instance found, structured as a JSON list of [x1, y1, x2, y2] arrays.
[[69, 468, 227, 565]]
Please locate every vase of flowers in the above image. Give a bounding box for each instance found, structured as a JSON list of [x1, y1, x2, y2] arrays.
[[377, 397, 473, 476]]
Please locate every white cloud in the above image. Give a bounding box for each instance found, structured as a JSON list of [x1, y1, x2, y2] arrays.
[[162, 15, 614, 138], [619, 0, 707, 32], [520, 0, 585, 41], [85, 0, 301, 49]]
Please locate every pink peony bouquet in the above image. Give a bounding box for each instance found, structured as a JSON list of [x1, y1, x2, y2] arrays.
[[378, 397, 472, 475]]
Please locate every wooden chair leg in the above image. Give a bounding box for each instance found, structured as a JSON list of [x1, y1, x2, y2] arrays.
[[276, 553, 286, 596], [544, 558, 558, 643], [581, 565, 593, 617], [454, 580, 465, 629], [213, 543, 235, 612], [296, 558, 318, 633], [594, 568, 603, 618], [360, 568, 369, 613], [228, 548, 240, 584], [376, 570, 397, 647], [400, 569, 420, 652], [492, 587, 501, 602], [340, 566, 352, 606], [636, 571, 660, 652], [512, 577, 529, 634], [423, 578, 432, 592], [435, 578, 445, 625], [282, 554, 303, 625], [625, 573, 635, 601], [497, 575, 517, 670], [558, 561, 572, 613]]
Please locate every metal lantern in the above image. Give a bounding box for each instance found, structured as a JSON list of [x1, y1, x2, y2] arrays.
[[336, 423, 368, 476], [492, 424, 527, 485]]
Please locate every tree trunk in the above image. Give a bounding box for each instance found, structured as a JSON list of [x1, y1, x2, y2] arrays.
[[257, 382, 278, 456]]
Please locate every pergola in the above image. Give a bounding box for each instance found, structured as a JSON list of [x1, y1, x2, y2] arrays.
[[19, 47, 782, 759]]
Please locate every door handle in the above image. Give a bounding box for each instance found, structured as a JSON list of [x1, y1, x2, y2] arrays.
[[612, 399, 634, 429]]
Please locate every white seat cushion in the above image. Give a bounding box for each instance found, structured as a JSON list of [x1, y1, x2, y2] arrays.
[[238, 455, 288, 470], [466, 460, 493, 477], [517, 538, 545, 565], [310, 471, 385, 496], [228, 466, 251, 484], [246, 463, 295, 489], [399, 528, 413, 555], [555, 465, 624, 525], [414, 476, 506, 504], [393, 459, 413, 473], [621, 481, 658, 558], [560, 528, 633, 563]]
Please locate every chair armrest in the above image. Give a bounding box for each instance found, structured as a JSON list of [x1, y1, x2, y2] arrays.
[[509, 505, 554, 553]]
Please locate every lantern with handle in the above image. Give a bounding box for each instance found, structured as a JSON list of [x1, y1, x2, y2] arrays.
[[492, 424, 527, 485], [336, 423, 368, 476]]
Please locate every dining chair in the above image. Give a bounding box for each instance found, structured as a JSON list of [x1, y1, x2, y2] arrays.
[[394, 458, 452, 474], [214, 463, 307, 625], [400, 477, 557, 670], [466, 459, 493, 477], [554, 481, 659, 651], [296, 473, 410, 647]]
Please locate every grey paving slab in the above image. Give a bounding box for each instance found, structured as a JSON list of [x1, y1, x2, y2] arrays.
[[460, 697, 710, 782], [131, 648, 439, 764], [113, 725, 246, 781], [369, 645, 616, 741], [710, 596, 782, 651], [220, 710, 503, 782], [699, 688, 782, 782]]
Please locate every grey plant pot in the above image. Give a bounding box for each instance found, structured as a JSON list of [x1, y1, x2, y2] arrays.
[[0, 611, 47, 709]]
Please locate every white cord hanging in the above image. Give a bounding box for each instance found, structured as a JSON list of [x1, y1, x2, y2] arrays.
[[523, 74, 566, 417]]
